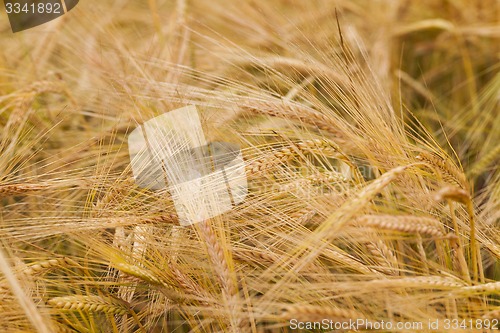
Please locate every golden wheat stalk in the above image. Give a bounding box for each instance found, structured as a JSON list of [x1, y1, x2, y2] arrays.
[[48, 295, 130, 315], [0, 183, 50, 198], [243, 102, 342, 136], [366, 240, 399, 275], [416, 151, 468, 189], [288, 208, 318, 225], [338, 165, 410, 228], [433, 185, 470, 204], [197, 220, 240, 331], [114, 261, 163, 286], [245, 139, 340, 177], [169, 264, 210, 302], [283, 165, 411, 280], [447, 232, 472, 284], [198, 221, 236, 297], [1, 80, 75, 151], [434, 185, 479, 282], [322, 246, 382, 275], [365, 276, 464, 289], [458, 281, 500, 293], [355, 215, 444, 237], [22, 257, 78, 277], [233, 248, 277, 266]]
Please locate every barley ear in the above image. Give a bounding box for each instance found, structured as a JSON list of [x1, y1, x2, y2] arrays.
[[48, 295, 130, 316]]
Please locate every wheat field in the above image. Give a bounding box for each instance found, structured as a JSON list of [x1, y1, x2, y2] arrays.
[[0, 0, 499, 332]]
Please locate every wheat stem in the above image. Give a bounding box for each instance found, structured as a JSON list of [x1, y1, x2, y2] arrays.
[[197, 220, 239, 332], [434, 186, 477, 283]]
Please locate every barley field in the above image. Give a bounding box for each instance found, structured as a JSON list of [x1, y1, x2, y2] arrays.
[[0, 0, 499, 332]]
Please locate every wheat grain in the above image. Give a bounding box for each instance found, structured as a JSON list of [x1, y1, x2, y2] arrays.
[[93, 178, 136, 213], [23, 257, 78, 276], [198, 221, 236, 297], [447, 233, 472, 284], [243, 102, 342, 136], [289, 208, 317, 225], [22, 80, 70, 96], [197, 220, 239, 332], [322, 247, 381, 275], [169, 264, 208, 300], [434, 185, 478, 282], [114, 262, 163, 285], [433, 186, 470, 205], [48, 295, 130, 315], [0, 247, 54, 333], [282, 165, 410, 281], [245, 139, 341, 177], [295, 139, 341, 156], [1, 80, 75, 145], [245, 147, 294, 176], [307, 171, 348, 184], [366, 240, 399, 275], [356, 215, 444, 237], [0, 184, 49, 198], [459, 282, 500, 293], [233, 248, 276, 266], [416, 152, 468, 189], [366, 276, 464, 289], [144, 213, 179, 225]]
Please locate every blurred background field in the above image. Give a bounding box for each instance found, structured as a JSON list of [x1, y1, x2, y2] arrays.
[[0, 0, 499, 332]]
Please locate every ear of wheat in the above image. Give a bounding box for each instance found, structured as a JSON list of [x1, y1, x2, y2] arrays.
[[48, 295, 130, 315]]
